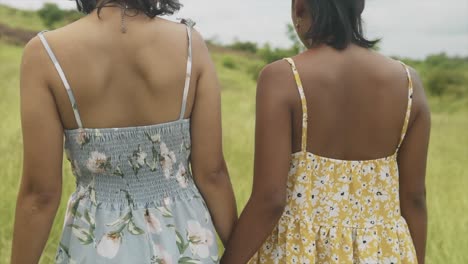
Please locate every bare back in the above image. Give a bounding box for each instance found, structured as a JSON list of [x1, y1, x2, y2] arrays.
[[288, 45, 417, 160], [41, 9, 198, 129]]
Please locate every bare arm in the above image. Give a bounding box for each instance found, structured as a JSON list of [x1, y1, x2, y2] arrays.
[[190, 30, 237, 246], [221, 61, 293, 264], [11, 37, 64, 263], [398, 68, 430, 264]]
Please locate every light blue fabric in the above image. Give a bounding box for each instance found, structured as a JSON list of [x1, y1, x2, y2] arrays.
[[39, 20, 219, 264]]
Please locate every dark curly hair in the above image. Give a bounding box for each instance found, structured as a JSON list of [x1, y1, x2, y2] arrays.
[[304, 0, 379, 50], [75, 0, 182, 18]]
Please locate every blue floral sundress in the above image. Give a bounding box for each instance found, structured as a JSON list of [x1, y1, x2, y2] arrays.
[[38, 20, 219, 264]]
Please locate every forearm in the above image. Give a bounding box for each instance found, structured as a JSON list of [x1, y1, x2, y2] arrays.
[[401, 197, 427, 264], [221, 198, 284, 264], [195, 169, 237, 246], [11, 193, 60, 264]]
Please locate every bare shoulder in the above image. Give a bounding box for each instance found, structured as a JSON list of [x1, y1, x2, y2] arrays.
[[256, 59, 297, 105], [260, 59, 292, 78], [408, 66, 431, 121], [21, 35, 49, 82], [23, 35, 45, 62], [183, 24, 213, 73], [189, 26, 209, 55]]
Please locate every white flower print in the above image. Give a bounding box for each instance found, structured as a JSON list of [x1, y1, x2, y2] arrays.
[[97, 233, 121, 259], [314, 175, 329, 189], [153, 244, 173, 264], [297, 173, 308, 183], [144, 209, 162, 234], [175, 164, 189, 188], [86, 151, 111, 174], [380, 165, 391, 181], [128, 145, 148, 174], [357, 235, 374, 251], [64, 196, 78, 227], [187, 220, 214, 258], [332, 185, 349, 201], [365, 216, 378, 228], [75, 130, 90, 146], [164, 197, 172, 207], [293, 184, 307, 205], [160, 142, 177, 178], [311, 189, 319, 206], [271, 247, 284, 259], [94, 129, 102, 138], [136, 150, 147, 167], [362, 257, 379, 264], [150, 134, 161, 144], [331, 254, 339, 262], [383, 256, 398, 264], [375, 189, 389, 202], [327, 202, 340, 218]]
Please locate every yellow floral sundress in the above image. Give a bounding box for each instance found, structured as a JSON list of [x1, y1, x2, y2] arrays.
[[249, 58, 417, 264]]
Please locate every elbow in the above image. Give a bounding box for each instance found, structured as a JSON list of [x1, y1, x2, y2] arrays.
[[401, 189, 427, 212], [251, 191, 286, 219], [194, 162, 230, 188], [17, 189, 62, 213]]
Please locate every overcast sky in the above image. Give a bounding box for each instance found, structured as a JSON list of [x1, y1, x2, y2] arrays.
[[1, 0, 467, 59]]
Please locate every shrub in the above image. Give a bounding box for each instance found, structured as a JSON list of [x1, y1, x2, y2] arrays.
[[425, 69, 466, 97], [38, 3, 65, 28], [257, 44, 296, 64], [222, 56, 237, 69], [229, 41, 258, 54], [248, 62, 264, 81]]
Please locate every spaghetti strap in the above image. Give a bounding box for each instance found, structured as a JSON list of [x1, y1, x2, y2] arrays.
[[37, 31, 84, 129], [284, 58, 308, 153], [396, 61, 414, 152], [179, 19, 195, 120]]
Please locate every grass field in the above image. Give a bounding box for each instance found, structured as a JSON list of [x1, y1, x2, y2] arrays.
[[1, 33, 467, 263]]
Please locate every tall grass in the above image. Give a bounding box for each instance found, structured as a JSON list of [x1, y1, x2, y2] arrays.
[[0, 42, 467, 263]]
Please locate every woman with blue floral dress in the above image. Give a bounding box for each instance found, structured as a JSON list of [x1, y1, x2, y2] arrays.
[[12, 1, 237, 263]]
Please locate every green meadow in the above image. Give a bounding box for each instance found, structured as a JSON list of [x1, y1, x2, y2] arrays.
[[1, 4, 467, 264]]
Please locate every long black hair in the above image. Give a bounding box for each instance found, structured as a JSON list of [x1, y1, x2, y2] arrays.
[[305, 0, 379, 49], [75, 0, 182, 18]]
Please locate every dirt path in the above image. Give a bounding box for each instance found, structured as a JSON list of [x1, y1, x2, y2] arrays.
[[0, 23, 37, 45]]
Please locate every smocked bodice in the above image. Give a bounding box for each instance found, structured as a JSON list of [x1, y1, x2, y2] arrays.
[[64, 120, 198, 208]]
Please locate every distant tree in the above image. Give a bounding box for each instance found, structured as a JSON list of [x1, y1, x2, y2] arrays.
[[426, 68, 466, 97], [229, 40, 258, 54], [286, 23, 304, 54], [257, 43, 296, 63], [38, 3, 65, 28]]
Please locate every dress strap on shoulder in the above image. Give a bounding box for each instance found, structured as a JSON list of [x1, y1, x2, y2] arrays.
[[284, 58, 308, 153], [396, 61, 414, 152], [37, 31, 84, 129], [178, 19, 195, 120]]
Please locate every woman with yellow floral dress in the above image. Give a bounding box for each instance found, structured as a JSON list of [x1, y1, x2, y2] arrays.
[[222, 0, 430, 263]]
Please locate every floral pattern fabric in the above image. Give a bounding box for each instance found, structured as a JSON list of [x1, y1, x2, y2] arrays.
[[57, 120, 219, 264], [248, 58, 417, 264], [38, 20, 218, 264]]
